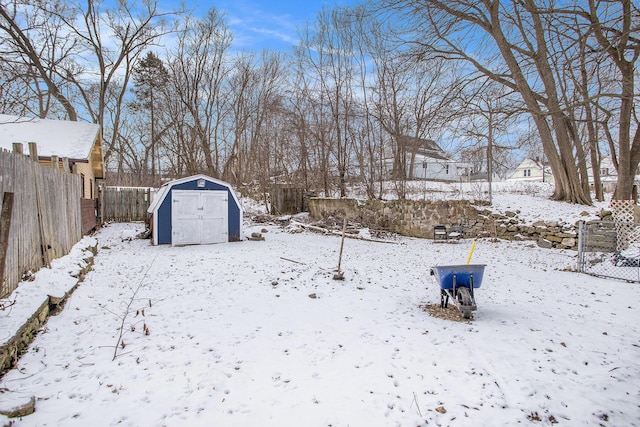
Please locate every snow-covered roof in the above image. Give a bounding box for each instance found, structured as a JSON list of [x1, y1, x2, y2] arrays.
[[147, 185, 169, 214], [397, 135, 452, 161], [147, 174, 241, 214], [0, 114, 100, 160]]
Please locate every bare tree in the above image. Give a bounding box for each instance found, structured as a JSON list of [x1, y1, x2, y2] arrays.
[[376, 0, 596, 204], [455, 81, 524, 202], [0, 0, 183, 172], [286, 49, 316, 191], [292, 30, 334, 196], [62, 0, 183, 168], [298, 7, 360, 198], [222, 50, 288, 187], [224, 53, 255, 184], [345, 6, 386, 199], [368, 39, 461, 197], [579, 0, 640, 201], [0, 1, 79, 119], [0, 61, 54, 117], [166, 8, 233, 179], [246, 51, 288, 192]]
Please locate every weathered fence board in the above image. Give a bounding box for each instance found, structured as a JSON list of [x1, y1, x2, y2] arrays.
[[101, 186, 151, 223], [271, 185, 308, 215], [0, 149, 82, 298], [81, 199, 97, 235]]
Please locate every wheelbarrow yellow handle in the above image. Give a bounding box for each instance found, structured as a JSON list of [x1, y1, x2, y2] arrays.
[[466, 240, 477, 264]]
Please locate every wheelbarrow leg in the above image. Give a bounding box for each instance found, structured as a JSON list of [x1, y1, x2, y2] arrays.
[[440, 289, 449, 308]]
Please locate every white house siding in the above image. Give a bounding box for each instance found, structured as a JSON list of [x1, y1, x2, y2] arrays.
[[507, 158, 553, 184], [384, 154, 470, 182], [410, 157, 469, 182]]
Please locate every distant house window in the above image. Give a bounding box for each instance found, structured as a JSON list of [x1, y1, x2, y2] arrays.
[[80, 174, 86, 198], [601, 168, 609, 176], [445, 165, 449, 174], [523, 169, 531, 177]]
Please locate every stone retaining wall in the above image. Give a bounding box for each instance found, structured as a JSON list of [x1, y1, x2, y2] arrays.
[[308, 197, 594, 250]]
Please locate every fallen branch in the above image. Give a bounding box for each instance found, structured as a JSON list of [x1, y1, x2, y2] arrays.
[[290, 221, 398, 244], [280, 257, 306, 265], [112, 256, 157, 361], [412, 392, 423, 417], [0, 297, 17, 312]]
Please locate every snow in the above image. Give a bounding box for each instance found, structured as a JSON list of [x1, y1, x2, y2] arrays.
[[0, 190, 638, 426], [1, 236, 97, 343], [353, 180, 608, 225], [479, 182, 607, 225]]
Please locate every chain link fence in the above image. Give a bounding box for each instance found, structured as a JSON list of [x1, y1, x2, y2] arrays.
[[578, 221, 640, 283]]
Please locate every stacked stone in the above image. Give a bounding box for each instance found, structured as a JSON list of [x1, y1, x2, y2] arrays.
[[307, 197, 613, 251]]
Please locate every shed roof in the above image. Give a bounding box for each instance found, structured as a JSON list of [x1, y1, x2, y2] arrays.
[[147, 174, 242, 214], [0, 114, 100, 160]]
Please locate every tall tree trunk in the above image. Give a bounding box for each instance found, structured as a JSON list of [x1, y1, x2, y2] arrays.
[[490, 0, 590, 203]]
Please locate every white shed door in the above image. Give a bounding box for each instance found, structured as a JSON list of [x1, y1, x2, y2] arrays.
[[172, 190, 228, 246]]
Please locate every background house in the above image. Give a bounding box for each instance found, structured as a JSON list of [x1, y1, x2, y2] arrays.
[[590, 156, 617, 193], [0, 114, 104, 199], [385, 136, 471, 182], [469, 171, 505, 182], [0, 114, 104, 234], [507, 158, 553, 184]]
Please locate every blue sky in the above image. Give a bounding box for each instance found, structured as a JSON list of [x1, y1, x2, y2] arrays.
[[187, 0, 357, 51]]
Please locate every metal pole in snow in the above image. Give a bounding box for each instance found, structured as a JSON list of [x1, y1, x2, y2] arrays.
[[334, 217, 347, 280]]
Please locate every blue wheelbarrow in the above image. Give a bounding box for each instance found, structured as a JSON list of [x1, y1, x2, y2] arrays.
[[430, 264, 486, 319]]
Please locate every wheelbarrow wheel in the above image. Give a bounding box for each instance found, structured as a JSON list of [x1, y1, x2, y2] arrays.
[[457, 288, 473, 319], [457, 287, 472, 306]]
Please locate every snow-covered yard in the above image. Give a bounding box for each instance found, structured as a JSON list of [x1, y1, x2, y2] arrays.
[[1, 214, 638, 426]]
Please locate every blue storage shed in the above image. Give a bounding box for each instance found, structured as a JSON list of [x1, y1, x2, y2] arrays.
[[147, 174, 243, 246]]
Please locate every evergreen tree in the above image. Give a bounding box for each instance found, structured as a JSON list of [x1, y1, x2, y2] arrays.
[[131, 51, 170, 182]]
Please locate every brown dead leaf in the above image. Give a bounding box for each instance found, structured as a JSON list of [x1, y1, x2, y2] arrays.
[[421, 304, 472, 323]]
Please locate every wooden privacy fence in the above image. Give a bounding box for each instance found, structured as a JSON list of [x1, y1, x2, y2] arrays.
[[100, 186, 151, 223], [0, 148, 82, 299], [271, 185, 308, 215]]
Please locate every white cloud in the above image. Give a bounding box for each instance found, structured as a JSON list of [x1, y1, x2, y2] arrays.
[[204, 0, 309, 50]]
